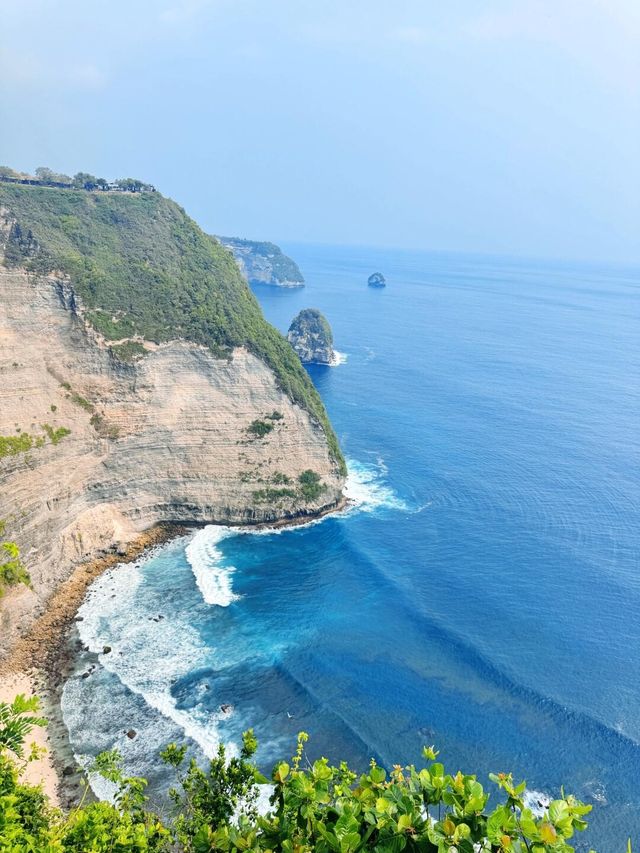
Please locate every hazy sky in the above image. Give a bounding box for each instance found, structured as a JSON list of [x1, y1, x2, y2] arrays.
[[1, 1, 638, 262]]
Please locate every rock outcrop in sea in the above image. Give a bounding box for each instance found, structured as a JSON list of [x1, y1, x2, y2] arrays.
[[218, 237, 305, 287], [287, 309, 335, 365], [368, 272, 386, 287]]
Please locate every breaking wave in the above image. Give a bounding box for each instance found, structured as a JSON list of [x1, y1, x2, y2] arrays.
[[68, 559, 233, 763], [343, 457, 410, 513], [186, 527, 239, 607]]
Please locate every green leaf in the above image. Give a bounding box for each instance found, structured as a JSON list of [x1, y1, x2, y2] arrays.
[[370, 765, 386, 784]]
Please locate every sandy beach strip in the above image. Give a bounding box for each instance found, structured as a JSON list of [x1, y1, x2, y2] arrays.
[[0, 671, 61, 805]]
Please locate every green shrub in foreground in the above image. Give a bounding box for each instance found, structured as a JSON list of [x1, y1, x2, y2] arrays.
[[0, 694, 606, 852]]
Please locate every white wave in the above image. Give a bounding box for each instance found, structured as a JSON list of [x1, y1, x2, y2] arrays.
[[343, 458, 409, 513], [330, 350, 348, 366], [522, 789, 551, 817], [186, 526, 240, 606], [75, 563, 230, 761]]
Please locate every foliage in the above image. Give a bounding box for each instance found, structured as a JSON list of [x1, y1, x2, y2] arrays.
[[35, 166, 72, 184], [252, 487, 297, 503], [0, 423, 71, 459], [114, 177, 155, 192], [247, 420, 274, 439], [0, 434, 34, 458], [161, 730, 261, 849], [0, 708, 604, 853], [0, 520, 31, 597], [0, 182, 344, 473], [73, 172, 109, 191], [110, 341, 147, 362], [69, 392, 94, 412], [90, 413, 120, 439], [0, 541, 31, 597], [0, 696, 46, 759], [252, 470, 326, 504], [42, 423, 72, 445], [298, 468, 326, 501]]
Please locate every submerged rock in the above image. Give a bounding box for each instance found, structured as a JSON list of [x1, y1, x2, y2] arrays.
[[368, 272, 386, 288], [287, 309, 335, 365]]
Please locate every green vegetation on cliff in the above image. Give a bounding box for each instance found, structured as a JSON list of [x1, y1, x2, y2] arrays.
[[0, 183, 344, 472], [0, 696, 600, 852], [0, 521, 30, 596], [0, 423, 71, 459]]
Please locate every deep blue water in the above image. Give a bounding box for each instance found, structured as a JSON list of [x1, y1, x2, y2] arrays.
[[63, 246, 640, 848]]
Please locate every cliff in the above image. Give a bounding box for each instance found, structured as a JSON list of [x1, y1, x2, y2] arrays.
[[287, 309, 335, 365], [0, 185, 344, 653], [218, 236, 304, 287]]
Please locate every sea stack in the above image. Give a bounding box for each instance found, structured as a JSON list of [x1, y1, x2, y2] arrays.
[[368, 272, 386, 288], [287, 308, 335, 365]]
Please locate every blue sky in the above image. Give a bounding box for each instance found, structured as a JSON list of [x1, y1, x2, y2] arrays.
[[1, 1, 638, 262]]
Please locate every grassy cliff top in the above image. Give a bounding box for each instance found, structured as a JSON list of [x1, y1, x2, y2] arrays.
[[0, 183, 344, 472]]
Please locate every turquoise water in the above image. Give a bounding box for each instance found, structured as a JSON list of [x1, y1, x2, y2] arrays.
[[62, 247, 640, 848]]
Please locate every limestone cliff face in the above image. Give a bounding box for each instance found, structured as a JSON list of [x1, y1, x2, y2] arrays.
[[0, 256, 343, 650], [218, 237, 305, 287]]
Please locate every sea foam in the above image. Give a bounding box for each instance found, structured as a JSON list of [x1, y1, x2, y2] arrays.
[[73, 561, 233, 763], [343, 457, 409, 513], [186, 527, 240, 606]]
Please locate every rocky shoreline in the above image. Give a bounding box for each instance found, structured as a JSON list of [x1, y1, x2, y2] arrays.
[[0, 523, 190, 808], [0, 498, 348, 808]]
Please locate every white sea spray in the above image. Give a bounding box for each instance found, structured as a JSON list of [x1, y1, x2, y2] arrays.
[[186, 527, 240, 606], [71, 559, 237, 768]]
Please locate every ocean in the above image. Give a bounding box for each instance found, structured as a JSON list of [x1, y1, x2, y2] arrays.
[[61, 245, 640, 848]]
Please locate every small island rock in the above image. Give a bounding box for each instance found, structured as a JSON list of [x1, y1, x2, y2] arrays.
[[368, 272, 386, 287], [287, 309, 335, 365]]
